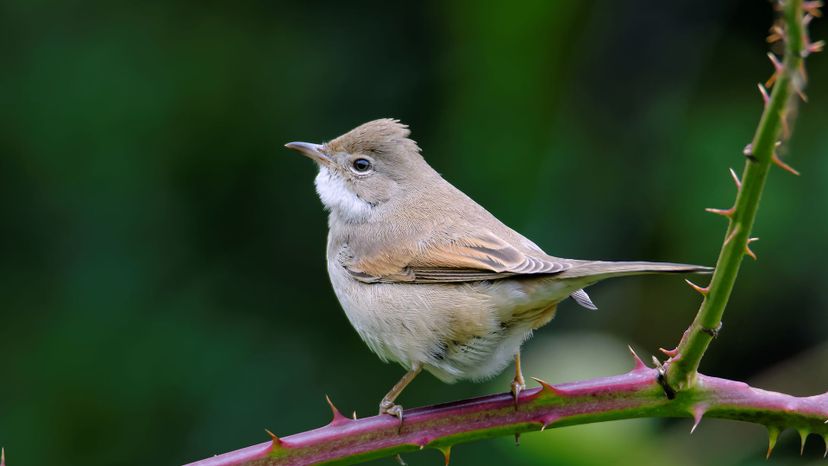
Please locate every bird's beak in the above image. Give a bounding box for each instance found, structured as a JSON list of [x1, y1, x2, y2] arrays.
[[284, 141, 330, 165]]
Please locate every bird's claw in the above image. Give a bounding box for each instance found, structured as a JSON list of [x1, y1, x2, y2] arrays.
[[379, 399, 404, 430], [511, 380, 526, 409]]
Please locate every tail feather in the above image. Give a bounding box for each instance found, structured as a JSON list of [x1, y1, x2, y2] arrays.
[[560, 260, 713, 280], [570, 289, 598, 310]]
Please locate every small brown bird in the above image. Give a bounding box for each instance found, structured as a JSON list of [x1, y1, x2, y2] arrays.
[[286, 119, 710, 420]]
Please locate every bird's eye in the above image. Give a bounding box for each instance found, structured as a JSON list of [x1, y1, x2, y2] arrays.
[[352, 158, 372, 173]]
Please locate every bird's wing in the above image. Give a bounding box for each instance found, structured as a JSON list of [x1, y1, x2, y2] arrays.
[[344, 230, 570, 284]]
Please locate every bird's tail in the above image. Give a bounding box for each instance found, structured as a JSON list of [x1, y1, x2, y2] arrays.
[[555, 260, 711, 312], [559, 260, 713, 281]]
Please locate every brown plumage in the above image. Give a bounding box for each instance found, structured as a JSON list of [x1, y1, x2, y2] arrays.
[[286, 119, 711, 420]]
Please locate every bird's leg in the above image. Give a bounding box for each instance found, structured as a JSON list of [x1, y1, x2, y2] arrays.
[[378, 362, 422, 425], [511, 352, 526, 409]]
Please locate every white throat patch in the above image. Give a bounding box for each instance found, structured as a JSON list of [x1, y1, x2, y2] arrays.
[[314, 166, 372, 222]]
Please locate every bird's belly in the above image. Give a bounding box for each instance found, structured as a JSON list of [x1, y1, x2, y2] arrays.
[[328, 263, 573, 383]]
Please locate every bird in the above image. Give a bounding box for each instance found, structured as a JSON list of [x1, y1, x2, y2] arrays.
[[285, 118, 711, 421]]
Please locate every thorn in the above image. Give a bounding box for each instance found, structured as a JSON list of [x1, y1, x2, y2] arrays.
[[352, 411, 358, 420], [537, 415, 558, 432], [767, 426, 781, 459], [823, 433, 828, 458], [729, 167, 742, 190], [532, 376, 554, 391], [394, 453, 408, 466], [745, 237, 759, 260], [804, 1, 823, 17], [743, 143, 756, 161], [659, 347, 679, 358], [530, 377, 568, 397], [757, 83, 769, 106], [766, 25, 784, 43], [685, 279, 709, 296], [628, 345, 648, 371], [766, 53, 783, 88], [772, 152, 801, 176], [795, 84, 809, 102], [705, 207, 735, 218], [514, 432, 521, 447], [325, 395, 350, 425], [438, 446, 452, 465], [265, 429, 282, 447], [808, 39, 825, 54], [723, 226, 740, 246], [1, 447, 4, 466], [799, 428, 810, 455], [690, 404, 707, 434]]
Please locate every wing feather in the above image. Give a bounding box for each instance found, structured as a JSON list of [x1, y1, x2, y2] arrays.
[[344, 230, 569, 284]]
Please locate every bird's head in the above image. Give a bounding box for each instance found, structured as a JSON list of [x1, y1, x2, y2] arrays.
[[286, 119, 430, 223]]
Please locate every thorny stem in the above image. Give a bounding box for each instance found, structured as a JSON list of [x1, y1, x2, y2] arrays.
[[187, 363, 828, 466], [665, 0, 808, 390], [187, 2, 823, 464]]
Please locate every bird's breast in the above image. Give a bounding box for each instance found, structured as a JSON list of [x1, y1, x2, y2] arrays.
[[325, 247, 576, 382]]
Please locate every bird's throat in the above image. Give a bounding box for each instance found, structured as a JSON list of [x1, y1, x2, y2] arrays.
[[314, 166, 373, 223]]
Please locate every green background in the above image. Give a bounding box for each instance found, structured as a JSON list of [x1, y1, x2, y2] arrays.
[[1, 1, 827, 465]]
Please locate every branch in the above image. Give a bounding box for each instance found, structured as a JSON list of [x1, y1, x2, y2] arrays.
[[664, 0, 811, 390], [187, 357, 828, 466]]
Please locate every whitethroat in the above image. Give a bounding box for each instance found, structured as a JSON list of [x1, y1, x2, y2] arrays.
[[286, 119, 711, 421]]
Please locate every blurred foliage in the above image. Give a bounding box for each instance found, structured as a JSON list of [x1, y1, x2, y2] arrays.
[[0, 1, 826, 465]]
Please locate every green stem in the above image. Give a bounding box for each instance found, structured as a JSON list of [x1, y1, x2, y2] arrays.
[[665, 0, 806, 390]]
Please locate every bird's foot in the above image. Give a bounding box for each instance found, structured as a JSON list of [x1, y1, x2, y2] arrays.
[[510, 379, 526, 409], [379, 398, 404, 430]]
